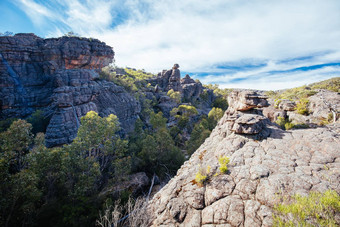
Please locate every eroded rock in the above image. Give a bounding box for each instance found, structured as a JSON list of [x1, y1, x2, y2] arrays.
[[0, 33, 140, 147], [147, 90, 340, 226]]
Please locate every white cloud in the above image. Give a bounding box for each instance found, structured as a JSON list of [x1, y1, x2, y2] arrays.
[[15, 0, 340, 90]]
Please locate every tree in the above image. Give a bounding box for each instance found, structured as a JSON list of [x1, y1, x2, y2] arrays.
[[208, 107, 224, 130], [0, 120, 40, 227], [150, 111, 167, 131], [167, 89, 181, 103], [186, 118, 211, 155], [0, 119, 33, 172]]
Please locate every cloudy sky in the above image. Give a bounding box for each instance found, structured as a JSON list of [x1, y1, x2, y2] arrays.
[[1, 0, 340, 90]]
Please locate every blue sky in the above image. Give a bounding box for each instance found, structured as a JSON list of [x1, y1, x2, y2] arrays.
[[1, 0, 340, 90]]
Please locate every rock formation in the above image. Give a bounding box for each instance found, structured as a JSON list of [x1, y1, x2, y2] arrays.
[[263, 90, 340, 125], [147, 90, 340, 226], [0, 33, 140, 147], [180, 74, 204, 102]]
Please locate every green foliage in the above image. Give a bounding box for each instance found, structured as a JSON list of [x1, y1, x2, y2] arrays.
[[265, 77, 340, 100], [310, 77, 340, 92], [99, 66, 154, 92], [208, 107, 224, 129], [218, 156, 229, 174], [213, 97, 228, 110], [274, 190, 340, 226], [296, 98, 309, 115], [150, 111, 167, 130], [195, 166, 210, 185], [203, 84, 233, 97], [167, 89, 181, 103], [0, 120, 39, 226], [0, 117, 17, 132], [199, 90, 210, 102], [275, 117, 296, 130], [186, 117, 212, 155], [27, 109, 50, 134], [171, 105, 198, 118]]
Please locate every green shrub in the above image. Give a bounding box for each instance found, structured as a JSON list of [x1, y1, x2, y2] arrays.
[[296, 98, 309, 115], [275, 117, 296, 130], [27, 109, 50, 134], [213, 97, 228, 110], [167, 89, 181, 103], [274, 190, 340, 226], [195, 165, 210, 185], [218, 156, 229, 174]]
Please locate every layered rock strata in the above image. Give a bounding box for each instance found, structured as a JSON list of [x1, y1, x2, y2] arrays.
[[0, 33, 140, 147], [147, 90, 340, 226]]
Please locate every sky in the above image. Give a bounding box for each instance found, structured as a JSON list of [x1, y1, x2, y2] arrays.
[[1, 0, 340, 90]]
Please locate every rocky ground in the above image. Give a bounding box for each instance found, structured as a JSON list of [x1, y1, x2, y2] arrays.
[[147, 90, 340, 226]]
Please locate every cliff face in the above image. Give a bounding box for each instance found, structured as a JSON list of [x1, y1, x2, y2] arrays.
[[0, 33, 140, 147], [147, 90, 340, 226]]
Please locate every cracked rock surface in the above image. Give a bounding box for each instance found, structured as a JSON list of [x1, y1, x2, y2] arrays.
[[147, 91, 340, 227]]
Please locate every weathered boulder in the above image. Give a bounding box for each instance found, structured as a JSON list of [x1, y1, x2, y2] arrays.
[[308, 89, 340, 121], [0, 33, 140, 147], [276, 99, 296, 111], [262, 105, 287, 121], [147, 90, 340, 226], [217, 90, 271, 139], [228, 90, 269, 111]]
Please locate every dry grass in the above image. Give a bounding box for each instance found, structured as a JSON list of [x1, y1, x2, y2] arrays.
[[96, 197, 150, 227]]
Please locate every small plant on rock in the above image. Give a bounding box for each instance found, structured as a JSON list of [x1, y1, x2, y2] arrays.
[[218, 156, 230, 174], [195, 165, 211, 186]]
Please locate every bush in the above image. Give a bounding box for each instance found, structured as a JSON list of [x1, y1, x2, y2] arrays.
[[167, 89, 181, 103], [218, 156, 229, 174], [275, 117, 296, 130], [27, 109, 50, 134], [296, 98, 309, 115], [213, 97, 228, 110], [195, 165, 210, 185], [274, 190, 340, 226]]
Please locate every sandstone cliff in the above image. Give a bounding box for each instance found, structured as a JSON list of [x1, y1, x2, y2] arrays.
[[147, 90, 340, 226], [0, 33, 140, 147]]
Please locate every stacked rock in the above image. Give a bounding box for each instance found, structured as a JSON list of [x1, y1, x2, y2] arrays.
[[217, 90, 271, 139]]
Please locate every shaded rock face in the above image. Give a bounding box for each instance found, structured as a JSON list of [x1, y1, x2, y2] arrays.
[[147, 90, 340, 226], [0, 33, 140, 147], [180, 74, 204, 102]]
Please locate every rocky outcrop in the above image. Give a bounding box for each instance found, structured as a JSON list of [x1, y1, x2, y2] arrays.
[[180, 74, 204, 102], [263, 90, 340, 125], [308, 89, 340, 121], [148, 64, 213, 117], [0, 33, 140, 147], [147, 90, 340, 226], [219, 90, 271, 139], [149, 64, 182, 92]]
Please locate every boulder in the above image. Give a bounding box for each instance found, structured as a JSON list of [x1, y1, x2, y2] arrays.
[[308, 90, 340, 121], [276, 99, 296, 111], [228, 90, 269, 111]]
